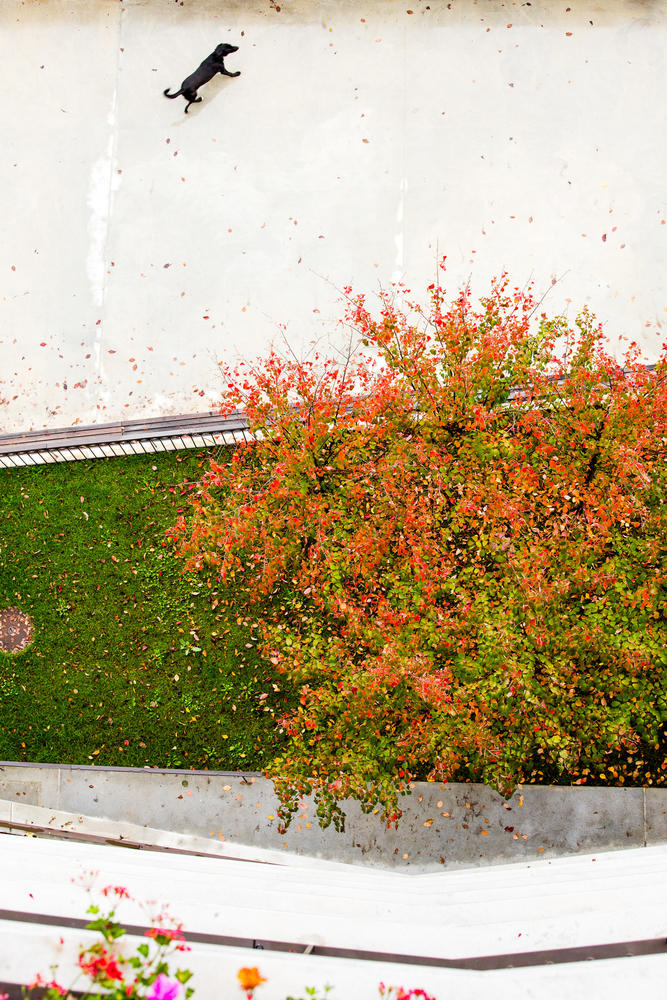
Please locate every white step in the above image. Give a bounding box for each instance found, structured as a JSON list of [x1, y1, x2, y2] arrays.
[[1, 917, 665, 1000], [1, 826, 665, 961], [0, 920, 468, 1000]]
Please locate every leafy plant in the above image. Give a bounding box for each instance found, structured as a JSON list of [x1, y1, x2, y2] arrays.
[[24, 886, 194, 1000], [21, 904, 436, 1000], [170, 262, 667, 830]]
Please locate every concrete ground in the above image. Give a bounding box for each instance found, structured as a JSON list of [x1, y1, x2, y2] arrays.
[[1, 0, 665, 432]]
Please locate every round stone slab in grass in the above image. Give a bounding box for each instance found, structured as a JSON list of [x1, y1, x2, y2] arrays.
[[0, 608, 34, 654]]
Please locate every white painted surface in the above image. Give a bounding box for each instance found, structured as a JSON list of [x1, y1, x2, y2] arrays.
[[1, 832, 666, 997], [3, 923, 667, 1000], [0, 0, 665, 433], [1, 831, 667, 958]]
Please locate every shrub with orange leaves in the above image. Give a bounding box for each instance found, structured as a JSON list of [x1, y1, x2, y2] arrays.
[[170, 262, 667, 830]]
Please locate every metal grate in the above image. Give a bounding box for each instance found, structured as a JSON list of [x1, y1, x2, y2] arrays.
[[0, 412, 251, 468]]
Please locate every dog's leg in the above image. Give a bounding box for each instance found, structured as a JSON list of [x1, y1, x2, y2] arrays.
[[218, 57, 241, 78], [182, 88, 199, 113]]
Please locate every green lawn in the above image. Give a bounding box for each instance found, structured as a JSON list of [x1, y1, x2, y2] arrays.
[[0, 450, 289, 770]]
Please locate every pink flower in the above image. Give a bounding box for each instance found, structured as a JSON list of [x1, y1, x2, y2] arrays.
[[146, 974, 183, 1000], [378, 987, 436, 1000], [101, 884, 130, 899]]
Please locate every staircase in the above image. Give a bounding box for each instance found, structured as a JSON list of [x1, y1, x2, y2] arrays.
[[0, 802, 665, 999]]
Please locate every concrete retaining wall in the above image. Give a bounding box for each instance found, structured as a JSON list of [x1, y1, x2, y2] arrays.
[[1, 762, 665, 870]]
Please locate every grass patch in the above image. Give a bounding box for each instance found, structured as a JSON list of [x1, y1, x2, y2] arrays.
[[0, 449, 290, 770]]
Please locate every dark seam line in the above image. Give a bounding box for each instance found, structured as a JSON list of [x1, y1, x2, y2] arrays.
[[0, 910, 664, 970]]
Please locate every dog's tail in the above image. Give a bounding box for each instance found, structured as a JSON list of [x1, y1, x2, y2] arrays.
[[163, 87, 183, 99]]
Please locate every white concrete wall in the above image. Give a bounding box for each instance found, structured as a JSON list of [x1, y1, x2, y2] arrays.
[[1, 0, 665, 432]]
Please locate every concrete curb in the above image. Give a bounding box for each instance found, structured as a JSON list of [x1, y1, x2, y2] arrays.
[[0, 798, 350, 870], [1, 762, 665, 870]]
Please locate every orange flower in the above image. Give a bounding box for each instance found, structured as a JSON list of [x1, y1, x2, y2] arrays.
[[237, 967, 267, 992]]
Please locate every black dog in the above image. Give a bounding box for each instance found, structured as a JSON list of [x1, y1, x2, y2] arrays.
[[164, 43, 240, 113]]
